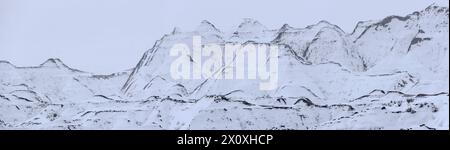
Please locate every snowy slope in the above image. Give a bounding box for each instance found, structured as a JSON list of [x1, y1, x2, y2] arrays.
[[0, 4, 448, 130]]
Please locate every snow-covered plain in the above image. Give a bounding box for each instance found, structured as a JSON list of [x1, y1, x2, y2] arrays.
[[0, 4, 448, 130]]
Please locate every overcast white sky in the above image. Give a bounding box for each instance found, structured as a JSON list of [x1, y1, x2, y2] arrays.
[[0, 0, 448, 74]]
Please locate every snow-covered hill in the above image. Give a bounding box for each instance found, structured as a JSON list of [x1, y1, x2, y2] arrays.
[[0, 4, 448, 130]]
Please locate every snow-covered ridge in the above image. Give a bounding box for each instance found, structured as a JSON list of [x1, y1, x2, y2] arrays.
[[123, 4, 448, 95], [1, 58, 86, 73], [196, 20, 222, 34]]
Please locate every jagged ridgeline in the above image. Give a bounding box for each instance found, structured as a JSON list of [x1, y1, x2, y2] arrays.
[[0, 4, 448, 130]]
